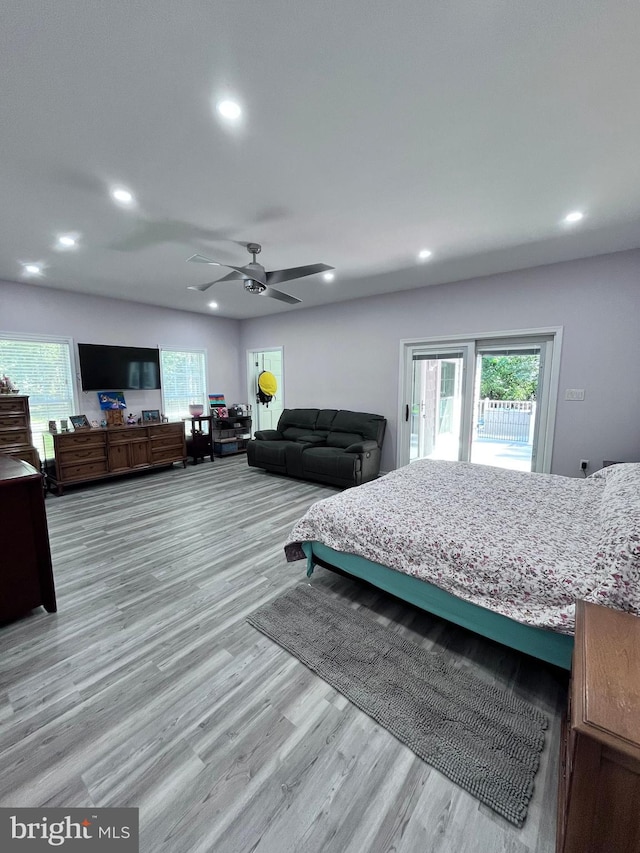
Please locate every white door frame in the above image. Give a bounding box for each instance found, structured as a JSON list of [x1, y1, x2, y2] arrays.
[[246, 346, 284, 433], [398, 326, 563, 472]]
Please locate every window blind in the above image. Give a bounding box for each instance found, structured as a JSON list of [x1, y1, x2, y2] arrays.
[[0, 336, 75, 457], [160, 349, 207, 421]]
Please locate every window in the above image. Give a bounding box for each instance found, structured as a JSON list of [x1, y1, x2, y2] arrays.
[[160, 348, 207, 421], [0, 334, 76, 457]]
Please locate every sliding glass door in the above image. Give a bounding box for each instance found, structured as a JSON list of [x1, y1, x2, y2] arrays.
[[409, 348, 468, 462], [399, 330, 561, 473], [470, 345, 543, 472]]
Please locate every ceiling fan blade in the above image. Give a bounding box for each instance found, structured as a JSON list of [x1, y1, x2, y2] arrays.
[[186, 280, 218, 292], [187, 253, 266, 285], [215, 270, 246, 282], [186, 253, 221, 264], [263, 286, 302, 305], [186, 269, 247, 292], [266, 263, 334, 286]]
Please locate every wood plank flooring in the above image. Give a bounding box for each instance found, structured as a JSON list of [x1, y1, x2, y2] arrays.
[[0, 457, 568, 852]]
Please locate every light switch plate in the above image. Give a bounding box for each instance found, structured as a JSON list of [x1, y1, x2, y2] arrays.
[[565, 389, 585, 401]]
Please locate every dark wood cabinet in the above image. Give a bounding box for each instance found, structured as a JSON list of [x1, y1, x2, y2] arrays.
[[184, 415, 214, 463], [0, 456, 56, 623], [42, 422, 186, 494], [557, 601, 640, 853], [0, 394, 40, 469]]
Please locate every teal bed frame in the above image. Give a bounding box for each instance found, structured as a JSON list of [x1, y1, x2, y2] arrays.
[[301, 541, 574, 670]]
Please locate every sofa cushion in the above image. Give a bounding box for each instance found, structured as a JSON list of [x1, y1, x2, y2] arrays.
[[301, 446, 361, 479], [331, 410, 386, 443], [327, 431, 364, 449], [316, 409, 338, 431], [277, 408, 319, 431], [249, 440, 297, 468], [281, 426, 316, 440]]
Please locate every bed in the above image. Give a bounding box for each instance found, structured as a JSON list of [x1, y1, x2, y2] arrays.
[[284, 459, 640, 670]]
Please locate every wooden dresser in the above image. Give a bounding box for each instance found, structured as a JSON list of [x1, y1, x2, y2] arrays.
[[557, 600, 640, 852], [0, 456, 56, 623], [42, 421, 187, 494], [0, 394, 40, 469]]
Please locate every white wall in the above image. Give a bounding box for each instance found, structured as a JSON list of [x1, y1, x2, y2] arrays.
[[240, 249, 640, 477], [0, 280, 242, 422]]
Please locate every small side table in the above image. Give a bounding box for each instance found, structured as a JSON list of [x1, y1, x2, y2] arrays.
[[556, 601, 640, 852], [184, 415, 214, 464]]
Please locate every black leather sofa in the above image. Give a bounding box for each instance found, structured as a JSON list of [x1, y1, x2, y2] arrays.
[[247, 408, 387, 488]]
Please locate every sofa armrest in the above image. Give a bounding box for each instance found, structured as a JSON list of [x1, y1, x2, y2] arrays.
[[254, 429, 282, 441], [344, 440, 379, 454]]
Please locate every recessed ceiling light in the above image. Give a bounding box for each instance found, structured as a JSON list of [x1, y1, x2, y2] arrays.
[[23, 263, 42, 276], [564, 211, 584, 223], [216, 100, 242, 121], [323, 272, 335, 282], [57, 234, 77, 248], [418, 249, 433, 261], [111, 187, 134, 205], [208, 301, 219, 309]]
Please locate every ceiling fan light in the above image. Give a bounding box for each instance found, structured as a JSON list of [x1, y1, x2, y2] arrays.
[[217, 100, 242, 121]]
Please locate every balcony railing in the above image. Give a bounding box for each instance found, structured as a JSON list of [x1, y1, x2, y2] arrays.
[[475, 399, 536, 443]]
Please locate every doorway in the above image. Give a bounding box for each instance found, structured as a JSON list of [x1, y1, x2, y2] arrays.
[[247, 347, 284, 434], [400, 329, 561, 473]]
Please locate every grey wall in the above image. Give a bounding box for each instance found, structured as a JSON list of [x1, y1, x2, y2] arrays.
[[2, 249, 639, 478], [240, 249, 640, 477], [0, 280, 242, 422]]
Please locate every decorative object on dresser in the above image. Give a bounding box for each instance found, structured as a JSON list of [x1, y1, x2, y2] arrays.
[[42, 421, 187, 495], [0, 373, 19, 393], [141, 409, 161, 423], [0, 394, 40, 469], [0, 456, 56, 623], [69, 414, 91, 430], [557, 600, 640, 853]]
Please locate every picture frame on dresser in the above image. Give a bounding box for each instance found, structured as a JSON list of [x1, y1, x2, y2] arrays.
[[69, 414, 91, 429], [141, 409, 161, 423]]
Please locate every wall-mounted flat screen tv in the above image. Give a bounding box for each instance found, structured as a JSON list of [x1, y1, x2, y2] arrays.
[[78, 343, 161, 391]]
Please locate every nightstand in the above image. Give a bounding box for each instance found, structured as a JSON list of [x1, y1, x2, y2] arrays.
[[557, 601, 640, 852]]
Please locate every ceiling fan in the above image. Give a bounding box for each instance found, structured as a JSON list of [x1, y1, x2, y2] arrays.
[[186, 243, 334, 304]]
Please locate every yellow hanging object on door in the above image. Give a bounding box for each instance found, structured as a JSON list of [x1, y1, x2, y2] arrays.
[[257, 370, 277, 404]]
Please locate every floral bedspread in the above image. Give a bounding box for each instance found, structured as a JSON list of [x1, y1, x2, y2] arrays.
[[284, 460, 618, 634]]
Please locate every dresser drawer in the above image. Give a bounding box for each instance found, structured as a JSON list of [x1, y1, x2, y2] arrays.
[[0, 428, 30, 447], [58, 447, 107, 464], [0, 413, 28, 429], [0, 396, 29, 416], [56, 432, 106, 449], [150, 446, 185, 463], [150, 431, 185, 449], [108, 429, 149, 445], [61, 460, 109, 481], [4, 446, 40, 469]]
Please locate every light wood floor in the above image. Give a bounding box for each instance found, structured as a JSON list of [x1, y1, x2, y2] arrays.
[[0, 456, 568, 853]]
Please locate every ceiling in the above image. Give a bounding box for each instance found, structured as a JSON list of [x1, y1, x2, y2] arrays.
[[2, 1, 639, 320]]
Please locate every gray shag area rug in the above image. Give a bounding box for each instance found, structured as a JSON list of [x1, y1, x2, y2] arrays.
[[247, 584, 548, 827]]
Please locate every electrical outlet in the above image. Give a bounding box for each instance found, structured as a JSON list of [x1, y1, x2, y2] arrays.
[[580, 459, 589, 471]]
